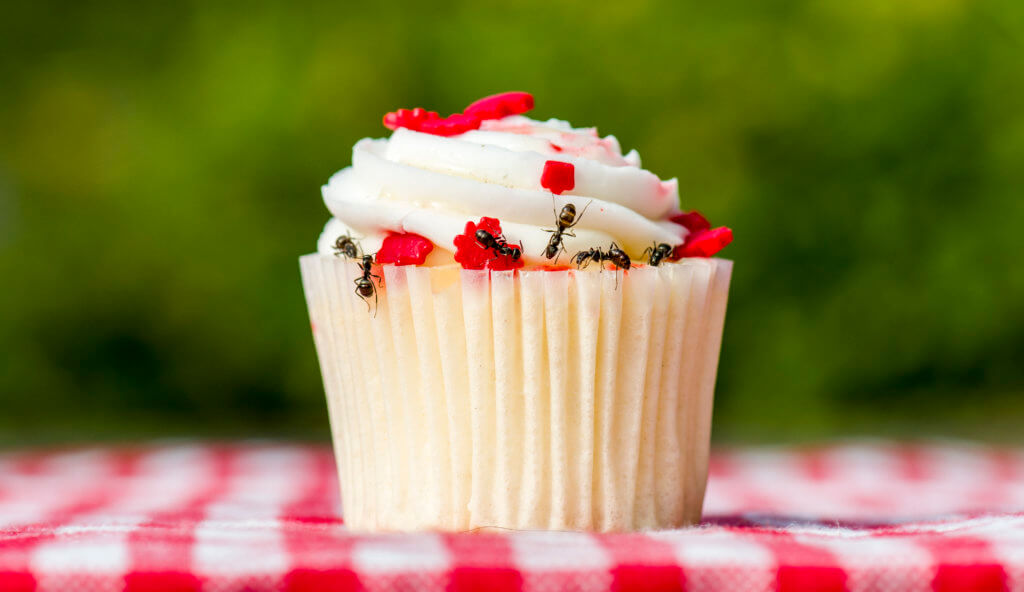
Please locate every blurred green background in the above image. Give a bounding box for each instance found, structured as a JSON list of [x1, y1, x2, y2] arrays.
[[1, 0, 1022, 446]]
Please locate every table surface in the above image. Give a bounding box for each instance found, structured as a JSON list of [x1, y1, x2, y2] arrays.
[[0, 442, 1022, 592]]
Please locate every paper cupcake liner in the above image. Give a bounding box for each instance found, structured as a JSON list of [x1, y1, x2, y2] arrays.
[[299, 254, 732, 532]]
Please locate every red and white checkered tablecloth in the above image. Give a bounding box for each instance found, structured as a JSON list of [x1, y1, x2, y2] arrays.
[[1, 442, 1022, 591]]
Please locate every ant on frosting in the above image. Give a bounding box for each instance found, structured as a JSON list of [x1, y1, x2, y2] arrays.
[[354, 254, 382, 316], [333, 233, 362, 259], [475, 229, 523, 264], [642, 243, 673, 267], [543, 200, 591, 262], [572, 242, 632, 271]]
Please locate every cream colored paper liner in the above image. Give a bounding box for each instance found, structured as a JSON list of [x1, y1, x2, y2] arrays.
[[299, 254, 732, 532]]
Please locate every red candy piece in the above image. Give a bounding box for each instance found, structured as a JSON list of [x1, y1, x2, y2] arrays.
[[374, 232, 434, 266], [672, 227, 733, 259], [419, 112, 482, 137], [384, 92, 534, 136], [541, 160, 575, 195], [670, 210, 711, 233], [383, 107, 482, 136], [464, 92, 535, 120], [453, 217, 524, 271], [383, 107, 440, 131]]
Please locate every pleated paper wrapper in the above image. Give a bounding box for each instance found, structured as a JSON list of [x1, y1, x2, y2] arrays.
[[299, 254, 732, 532]]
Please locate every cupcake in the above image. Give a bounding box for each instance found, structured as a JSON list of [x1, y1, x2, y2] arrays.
[[299, 92, 733, 532]]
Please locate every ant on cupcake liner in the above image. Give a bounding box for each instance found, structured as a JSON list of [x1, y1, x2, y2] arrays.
[[353, 253, 382, 316], [572, 242, 632, 270], [333, 234, 382, 316], [543, 199, 592, 262], [573, 242, 632, 289], [577, 241, 677, 269], [642, 242, 673, 267]]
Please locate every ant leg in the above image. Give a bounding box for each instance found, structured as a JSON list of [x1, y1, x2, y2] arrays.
[[570, 200, 593, 229], [371, 274, 383, 317], [555, 241, 571, 265], [354, 285, 372, 313]]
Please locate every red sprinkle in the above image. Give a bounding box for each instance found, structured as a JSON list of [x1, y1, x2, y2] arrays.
[[418, 112, 482, 136], [383, 108, 481, 136], [464, 92, 535, 120], [541, 160, 575, 195], [453, 217, 524, 271], [672, 227, 733, 259], [549, 142, 564, 152], [670, 211, 711, 233], [383, 92, 534, 137], [374, 232, 434, 266], [383, 107, 440, 131]]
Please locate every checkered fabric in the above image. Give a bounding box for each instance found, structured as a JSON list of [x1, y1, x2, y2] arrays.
[[1, 442, 1022, 591]]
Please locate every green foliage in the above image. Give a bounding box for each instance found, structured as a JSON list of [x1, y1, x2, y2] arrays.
[[1, 0, 1021, 444]]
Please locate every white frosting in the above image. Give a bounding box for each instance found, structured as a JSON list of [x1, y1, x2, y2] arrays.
[[317, 115, 687, 264]]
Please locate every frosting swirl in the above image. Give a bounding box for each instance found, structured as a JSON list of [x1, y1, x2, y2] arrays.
[[317, 115, 690, 264]]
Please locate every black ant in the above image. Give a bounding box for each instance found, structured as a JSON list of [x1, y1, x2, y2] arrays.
[[543, 200, 591, 261], [333, 233, 361, 259], [571, 242, 631, 270], [642, 243, 673, 266], [354, 254, 382, 315], [606, 243, 631, 270], [571, 247, 603, 268], [475, 229, 523, 263]]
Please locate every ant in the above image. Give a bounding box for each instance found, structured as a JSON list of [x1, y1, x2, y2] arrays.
[[543, 200, 591, 262], [475, 229, 523, 263], [571, 247, 603, 268], [642, 243, 673, 267], [571, 242, 631, 270], [333, 233, 361, 259], [606, 243, 632, 270], [354, 254, 382, 315]]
